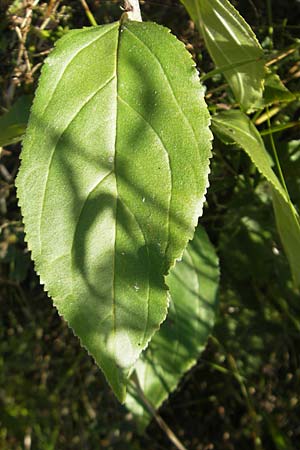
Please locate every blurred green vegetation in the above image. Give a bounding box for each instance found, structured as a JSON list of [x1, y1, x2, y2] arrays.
[[1, 0, 300, 449]]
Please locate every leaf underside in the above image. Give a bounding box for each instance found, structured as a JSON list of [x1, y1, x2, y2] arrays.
[[126, 225, 220, 428], [16, 20, 212, 401], [180, 0, 265, 112]]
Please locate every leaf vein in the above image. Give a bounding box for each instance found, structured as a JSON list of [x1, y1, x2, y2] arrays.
[[117, 94, 172, 259], [118, 195, 151, 345], [39, 74, 116, 252], [41, 26, 117, 116], [70, 169, 114, 269], [125, 27, 200, 155]]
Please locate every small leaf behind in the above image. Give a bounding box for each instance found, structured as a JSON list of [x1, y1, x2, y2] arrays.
[[263, 71, 295, 106], [0, 96, 32, 147], [272, 188, 300, 289], [212, 109, 300, 288], [181, 0, 265, 112], [126, 225, 220, 428]]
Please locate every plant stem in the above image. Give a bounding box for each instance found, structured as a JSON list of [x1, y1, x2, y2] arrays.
[[260, 121, 299, 136], [266, 45, 298, 67], [210, 337, 264, 450], [227, 354, 264, 450], [131, 373, 189, 450], [266, 106, 290, 199], [201, 57, 263, 82], [255, 106, 280, 125], [124, 0, 142, 22], [266, 0, 273, 43], [79, 0, 98, 26]]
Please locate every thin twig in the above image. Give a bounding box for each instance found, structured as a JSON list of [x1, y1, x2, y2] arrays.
[[79, 0, 98, 26], [7, 0, 38, 105], [266, 47, 297, 67], [131, 373, 189, 450], [39, 0, 60, 30], [30, 62, 42, 76], [124, 0, 142, 21], [255, 106, 280, 125], [227, 354, 264, 450]]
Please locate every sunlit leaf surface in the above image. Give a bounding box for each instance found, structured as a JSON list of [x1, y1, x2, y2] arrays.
[[16, 21, 212, 401]]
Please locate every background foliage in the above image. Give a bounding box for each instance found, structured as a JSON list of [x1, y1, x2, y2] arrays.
[[0, 0, 300, 449]]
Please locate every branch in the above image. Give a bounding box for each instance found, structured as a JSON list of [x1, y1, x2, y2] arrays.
[[80, 0, 98, 27], [131, 373, 189, 450], [123, 0, 142, 22]]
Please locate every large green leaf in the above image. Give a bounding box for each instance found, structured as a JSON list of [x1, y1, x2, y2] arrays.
[[212, 110, 300, 288], [126, 225, 219, 428], [180, 0, 265, 112], [16, 21, 212, 401], [0, 96, 32, 147]]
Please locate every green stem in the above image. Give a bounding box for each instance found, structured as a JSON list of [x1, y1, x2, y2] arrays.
[[266, 0, 273, 41], [201, 57, 263, 82], [260, 121, 299, 136], [227, 354, 264, 450], [210, 338, 264, 450], [79, 0, 98, 26], [266, 106, 290, 199]]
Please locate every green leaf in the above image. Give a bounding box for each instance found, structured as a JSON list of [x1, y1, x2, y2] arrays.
[[16, 21, 212, 401], [211, 110, 300, 288], [126, 225, 219, 428], [212, 110, 285, 197], [272, 188, 300, 290], [0, 96, 32, 147], [263, 71, 295, 106], [180, 0, 265, 112]]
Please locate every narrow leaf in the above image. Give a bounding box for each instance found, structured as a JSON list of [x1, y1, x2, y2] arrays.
[[212, 110, 286, 198], [16, 21, 212, 401], [212, 110, 300, 288], [126, 225, 220, 428], [272, 188, 300, 289], [181, 0, 265, 112]]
